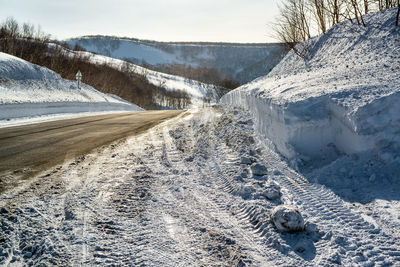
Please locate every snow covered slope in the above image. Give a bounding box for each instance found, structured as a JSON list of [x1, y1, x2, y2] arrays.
[[65, 37, 286, 84], [221, 8, 400, 167], [0, 52, 142, 121], [59, 48, 222, 106]]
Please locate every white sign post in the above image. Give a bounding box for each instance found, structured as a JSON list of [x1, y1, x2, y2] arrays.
[[76, 70, 82, 89]]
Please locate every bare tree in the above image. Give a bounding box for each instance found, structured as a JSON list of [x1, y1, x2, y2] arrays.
[[34, 24, 51, 41], [22, 22, 35, 39], [325, 0, 343, 25], [363, 0, 369, 14], [274, 0, 311, 57], [3, 17, 19, 38], [312, 0, 328, 33], [273, 0, 400, 49]]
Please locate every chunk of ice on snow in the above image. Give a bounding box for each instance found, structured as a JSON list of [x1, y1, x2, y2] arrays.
[[262, 181, 281, 200], [251, 163, 268, 176], [272, 206, 304, 232]]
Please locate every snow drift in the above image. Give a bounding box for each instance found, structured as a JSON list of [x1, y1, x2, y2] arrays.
[[0, 52, 142, 121], [221, 8, 400, 167]]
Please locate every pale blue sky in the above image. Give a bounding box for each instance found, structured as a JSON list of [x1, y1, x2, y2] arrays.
[[0, 0, 280, 43]]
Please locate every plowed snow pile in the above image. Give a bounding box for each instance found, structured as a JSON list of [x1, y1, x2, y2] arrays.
[[222, 8, 400, 242], [0, 52, 142, 123], [222, 8, 400, 168]]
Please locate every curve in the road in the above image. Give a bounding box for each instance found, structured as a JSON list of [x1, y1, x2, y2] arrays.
[[0, 110, 184, 193]]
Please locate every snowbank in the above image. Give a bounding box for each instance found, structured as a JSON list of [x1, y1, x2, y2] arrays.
[[0, 52, 142, 122], [0, 102, 137, 121], [221, 8, 400, 167]]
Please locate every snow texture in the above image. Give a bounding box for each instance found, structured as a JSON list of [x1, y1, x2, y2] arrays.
[[0, 52, 142, 123], [221, 8, 400, 169], [251, 163, 268, 177], [1, 9, 400, 266], [262, 181, 281, 200], [1, 106, 399, 266], [221, 9, 400, 253]]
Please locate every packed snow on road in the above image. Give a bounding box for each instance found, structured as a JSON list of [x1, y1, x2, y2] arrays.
[[1, 8, 400, 267], [1, 106, 399, 266]]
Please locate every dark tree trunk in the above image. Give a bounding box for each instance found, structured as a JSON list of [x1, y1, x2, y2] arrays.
[[364, 0, 369, 14]]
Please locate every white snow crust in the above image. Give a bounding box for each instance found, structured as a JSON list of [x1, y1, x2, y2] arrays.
[[0, 52, 142, 124], [221, 9, 400, 167]]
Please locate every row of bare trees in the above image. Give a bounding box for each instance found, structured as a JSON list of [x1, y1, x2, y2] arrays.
[[274, 0, 400, 57], [141, 63, 240, 90], [0, 17, 51, 58], [120, 61, 191, 109], [0, 17, 192, 110]]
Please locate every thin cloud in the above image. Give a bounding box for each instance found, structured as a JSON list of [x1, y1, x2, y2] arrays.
[[0, 0, 279, 42]]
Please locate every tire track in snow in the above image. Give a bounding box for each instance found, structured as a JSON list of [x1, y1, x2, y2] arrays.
[[2, 107, 399, 266], [206, 143, 304, 266], [256, 141, 400, 266], [167, 110, 300, 266], [195, 107, 400, 266], [157, 122, 253, 266], [278, 173, 400, 265]]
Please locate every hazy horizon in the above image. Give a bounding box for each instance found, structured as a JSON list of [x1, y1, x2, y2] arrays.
[[0, 0, 280, 43], [67, 34, 282, 44]]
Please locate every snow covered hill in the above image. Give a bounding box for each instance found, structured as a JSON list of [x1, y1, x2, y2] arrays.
[[58, 47, 222, 106], [222, 8, 400, 169], [65, 37, 286, 84], [0, 52, 142, 123]]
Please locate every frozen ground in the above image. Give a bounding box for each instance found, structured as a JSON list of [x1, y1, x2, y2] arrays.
[[1, 107, 399, 266], [0, 52, 142, 124]]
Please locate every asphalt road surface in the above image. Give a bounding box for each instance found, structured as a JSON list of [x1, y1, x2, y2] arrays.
[[0, 110, 184, 193]]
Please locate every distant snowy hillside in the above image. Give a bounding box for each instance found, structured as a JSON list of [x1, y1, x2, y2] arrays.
[[58, 47, 222, 106], [222, 8, 400, 169], [65, 37, 286, 84], [0, 52, 142, 121]]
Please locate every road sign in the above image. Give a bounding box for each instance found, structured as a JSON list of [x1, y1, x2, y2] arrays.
[[76, 70, 82, 89]]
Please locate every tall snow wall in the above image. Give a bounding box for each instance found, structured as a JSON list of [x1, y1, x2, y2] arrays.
[[222, 89, 400, 167], [221, 8, 400, 167]]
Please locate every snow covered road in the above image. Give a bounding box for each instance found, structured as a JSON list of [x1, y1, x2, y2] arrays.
[[0, 110, 182, 194], [0, 107, 399, 266]]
